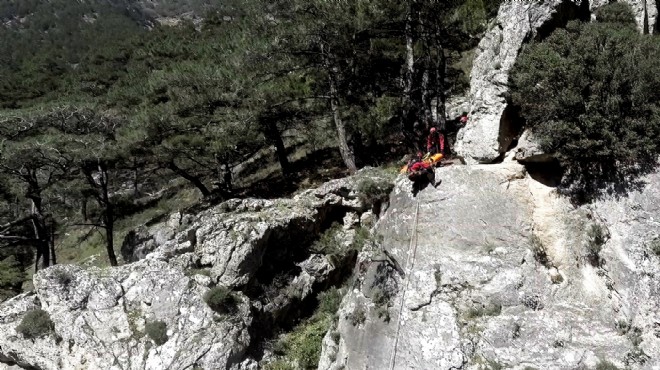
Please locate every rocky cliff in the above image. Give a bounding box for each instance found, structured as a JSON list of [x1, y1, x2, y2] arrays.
[[0, 169, 395, 370], [2, 157, 660, 369], [319, 157, 660, 369], [455, 0, 658, 164]]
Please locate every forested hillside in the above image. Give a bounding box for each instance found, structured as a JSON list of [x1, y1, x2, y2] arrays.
[[0, 0, 500, 301]]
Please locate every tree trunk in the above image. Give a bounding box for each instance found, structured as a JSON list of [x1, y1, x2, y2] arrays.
[[99, 164, 118, 267], [265, 121, 291, 177], [29, 198, 51, 271], [402, 0, 416, 128], [50, 221, 56, 266], [223, 163, 232, 192], [328, 67, 357, 174], [434, 29, 447, 129], [133, 158, 140, 197], [168, 161, 211, 197], [104, 209, 117, 266], [421, 67, 430, 128], [321, 43, 357, 174], [81, 197, 88, 221], [82, 163, 119, 267]]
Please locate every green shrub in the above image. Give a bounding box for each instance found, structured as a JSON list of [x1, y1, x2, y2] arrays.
[[595, 359, 621, 370], [465, 302, 502, 319], [52, 269, 73, 287], [185, 268, 211, 277], [145, 320, 168, 345], [615, 319, 630, 335], [586, 224, 607, 266], [203, 286, 238, 314], [263, 359, 295, 370], [356, 178, 393, 207], [347, 305, 366, 327], [16, 309, 55, 339], [0, 257, 26, 301], [530, 235, 550, 267], [310, 223, 342, 255], [273, 314, 333, 370], [510, 3, 660, 201], [318, 288, 342, 316], [595, 3, 637, 27], [352, 226, 373, 252], [648, 238, 660, 256]]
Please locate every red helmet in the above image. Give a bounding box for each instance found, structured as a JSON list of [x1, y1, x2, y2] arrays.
[[430, 127, 436, 133]]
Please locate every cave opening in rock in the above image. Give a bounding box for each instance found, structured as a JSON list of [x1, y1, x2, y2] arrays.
[[496, 103, 526, 161], [524, 159, 564, 187]]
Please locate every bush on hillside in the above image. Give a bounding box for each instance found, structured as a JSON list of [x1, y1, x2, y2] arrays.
[[203, 286, 238, 314], [16, 309, 55, 339], [0, 256, 27, 301], [595, 3, 637, 27], [145, 320, 168, 345], [510, 3, 660, 202], [357, 178, 394, 207]]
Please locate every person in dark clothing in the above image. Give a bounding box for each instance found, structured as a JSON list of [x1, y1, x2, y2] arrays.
[[426, 127, 445, 155]]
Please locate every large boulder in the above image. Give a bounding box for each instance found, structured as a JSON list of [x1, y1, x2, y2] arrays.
[[0, 260, 251, 370], [455, 0, 573, 163], [320, 162, 660, 369], [513, 130, 555, 163]]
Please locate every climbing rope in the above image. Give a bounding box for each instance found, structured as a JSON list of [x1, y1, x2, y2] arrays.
[[388, 199, 420, 370]]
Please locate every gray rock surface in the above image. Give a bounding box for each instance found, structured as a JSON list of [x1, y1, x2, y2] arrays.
[[513, 130, 554, 163], [134, 168, 393, 289], [455, 1, 568, 164], [0, 261, 251, 370], [0, 169, 394, 370], [621, 0, 658, 33], [320, 162, 660, 369]]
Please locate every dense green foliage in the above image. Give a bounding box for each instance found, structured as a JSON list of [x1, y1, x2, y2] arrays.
[[203, 286, 238, 314], [0, 0, 498, 300], [510, 3, 660, 200], [268, 287, 344, 369], [15, 309, 55, 339], [145, 320, 168, 345]]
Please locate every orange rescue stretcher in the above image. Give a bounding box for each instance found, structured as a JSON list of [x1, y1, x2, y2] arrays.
[[400, 153, 444, 174]]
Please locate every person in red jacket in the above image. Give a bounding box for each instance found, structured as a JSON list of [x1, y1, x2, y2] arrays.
[[406, 152, 437, 195], [426, 127, 445, 155]]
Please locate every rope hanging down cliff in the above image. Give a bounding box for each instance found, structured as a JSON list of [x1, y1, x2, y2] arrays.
[[388, 199, 420, 370]]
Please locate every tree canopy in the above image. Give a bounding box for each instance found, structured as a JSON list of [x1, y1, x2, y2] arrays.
[[0, 0, 499, 299], [510, 3, 660, 201]]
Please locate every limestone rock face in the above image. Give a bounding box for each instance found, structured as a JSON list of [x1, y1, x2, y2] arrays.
[[455, 1, 569, 164], [0, 169, 394, 370], [620, 0, 658, 32], [129, 168, 393, 289], [320, 163, 660, 369], [0, 261, 251, 370], [513, 130, 554, 163]]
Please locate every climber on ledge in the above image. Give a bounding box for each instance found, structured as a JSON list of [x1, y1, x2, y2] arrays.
[[426, 127, 445, 156]]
